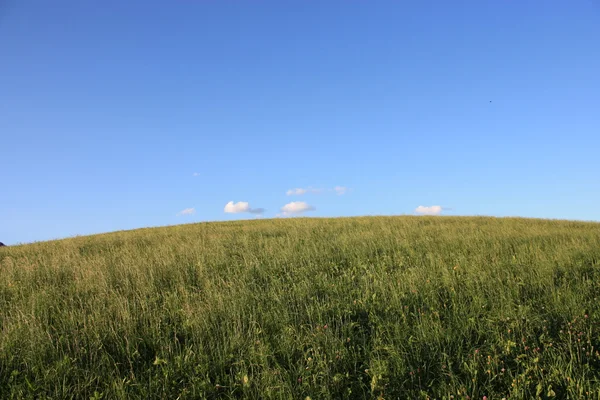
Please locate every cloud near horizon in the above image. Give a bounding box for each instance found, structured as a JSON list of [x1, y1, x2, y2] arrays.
[[177, 207, 196, 216], [414, 205, 443, 215], [280, 201, 315, 216], [286, 186, 348, 196], [286, 187, 322, 196], [224, 201, 265, 214], [334, 186, 348, 195]]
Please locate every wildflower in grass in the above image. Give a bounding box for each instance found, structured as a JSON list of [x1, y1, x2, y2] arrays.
[[153, 356, 167, 366]]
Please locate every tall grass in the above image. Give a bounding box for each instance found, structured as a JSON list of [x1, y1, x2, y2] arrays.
[[1, 216, 599, 399]]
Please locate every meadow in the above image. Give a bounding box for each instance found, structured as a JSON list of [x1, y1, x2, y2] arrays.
[[1, 216, 599, 399]]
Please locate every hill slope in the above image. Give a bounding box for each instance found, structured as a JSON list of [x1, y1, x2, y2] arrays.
[[1, 216, 599, 399]]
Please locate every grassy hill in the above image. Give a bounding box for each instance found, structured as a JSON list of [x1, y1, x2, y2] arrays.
[[1, 216, 599, 399]]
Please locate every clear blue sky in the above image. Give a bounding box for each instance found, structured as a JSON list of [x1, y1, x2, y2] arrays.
[[1, 1, 599, 244]]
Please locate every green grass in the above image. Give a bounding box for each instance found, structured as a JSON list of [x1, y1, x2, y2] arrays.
[[1, 216, 599, 399]]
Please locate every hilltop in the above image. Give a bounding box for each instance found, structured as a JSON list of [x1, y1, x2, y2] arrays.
[[1, 216, 599, 399]]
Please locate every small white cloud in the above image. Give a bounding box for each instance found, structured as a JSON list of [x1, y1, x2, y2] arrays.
[[177, 207, 196, 216], [225, 201, 249, 213], [287, 186, 350, 196], [280, 201, 315, 216], [334, 186, 348, 195], [286, 187, 323, 196], [224, 201, 264, 214], [192, 172, 200, 177], [414, 205, 443, 215], [286, 188, 307, 196]]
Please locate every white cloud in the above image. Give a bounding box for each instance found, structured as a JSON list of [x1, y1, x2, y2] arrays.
[[192, 172, 200, 177], [225, 201, 249, 213], [177, 207, 196, 216], [334, 186, 348, 195], [224, 201, 265, 214], [414, 205, 443, 215], [286, 187, 323, 196], [286, 186, 349, 196], [280, 201, 315, 216], [287, 188, 307, 196]]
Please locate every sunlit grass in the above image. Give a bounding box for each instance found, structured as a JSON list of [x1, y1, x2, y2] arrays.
[[1, 216, 599, 399]]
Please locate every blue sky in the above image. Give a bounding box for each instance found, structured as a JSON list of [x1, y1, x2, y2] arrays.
[[1, 1, 599, 244]]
